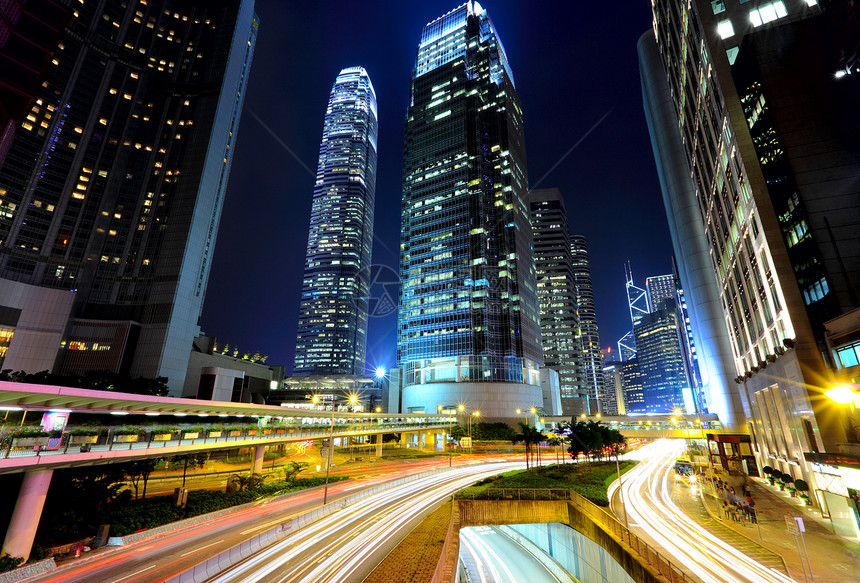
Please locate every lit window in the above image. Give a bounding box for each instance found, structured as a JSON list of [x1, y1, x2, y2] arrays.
[[717, 20, 735, 39]]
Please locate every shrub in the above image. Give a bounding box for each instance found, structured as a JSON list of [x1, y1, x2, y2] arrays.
[[12, 428, 50, 438], [114, 427, 139, 436], [0, 553, 23, 572], [794, 479, 809, 492], [68, 428, 101, 436], [762, 466, 773, 476]]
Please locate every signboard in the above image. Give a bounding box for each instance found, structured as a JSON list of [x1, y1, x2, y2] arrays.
[[460, 437, 472, 448], [785, 515, 805, 536]]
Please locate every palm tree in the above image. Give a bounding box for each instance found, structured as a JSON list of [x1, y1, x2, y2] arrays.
[[228, 472, 266, 492], [512, 423, 548, 468], [512, 422, 532, 468]]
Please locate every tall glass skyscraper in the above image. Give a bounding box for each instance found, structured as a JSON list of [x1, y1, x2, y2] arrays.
[[294, 67, 378, 376], [398, 2, 543, 417], [0, 0, 257, 394], [529, 188, 586, 415], [571, 234, 604, 411]]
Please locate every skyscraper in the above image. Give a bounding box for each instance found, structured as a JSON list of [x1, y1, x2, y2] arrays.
[[643, 0, 860, 509], [294, 67, 378, 376], [645, 274, 675, 312], [0, 0, 258, 394], [571, 234, 604, 411], [529, 188, 584, 415], [634, 298, 690, 413], [398, 2, 543, 418]]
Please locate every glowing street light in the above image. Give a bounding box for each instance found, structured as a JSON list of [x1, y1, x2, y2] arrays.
[[825, 383, 860, 407], [375, 367, 386, 380]]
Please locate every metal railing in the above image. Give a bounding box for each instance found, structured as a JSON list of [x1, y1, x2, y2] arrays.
[[0, 422, 448, 460], [568, 489, 689, 583], [455, 488, 571, 501]]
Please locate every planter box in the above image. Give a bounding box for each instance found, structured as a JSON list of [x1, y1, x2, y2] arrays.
[[71, 435, 98, 444], [14, 437, 49, 447], [228, 431, 241, 437], [246, 430, 258, 436], [262, 429, 272, 435], [114, 434, 138, 443], [275, 429, 285, 434], [182, 432, 200, 440], [153, 433, 173, 441], [208, 431, 223, 438]]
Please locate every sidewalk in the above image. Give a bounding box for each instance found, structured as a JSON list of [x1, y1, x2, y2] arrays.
[[690, 477, 860, 582]]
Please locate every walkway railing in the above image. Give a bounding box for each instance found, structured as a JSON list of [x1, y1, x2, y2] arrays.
[[455, 488, 571, 501], [568, 489, 688, 583], [0, 422, 447, 460]]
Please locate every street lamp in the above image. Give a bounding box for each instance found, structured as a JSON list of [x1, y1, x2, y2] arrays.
[[469, 410, 480, 452], [439, 405, 454, 467], [323, 393, 359, 504]]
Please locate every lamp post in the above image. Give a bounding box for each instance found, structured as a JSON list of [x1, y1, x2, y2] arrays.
[[469, 410, 480, 453], [438, 405, 453, 467], [323, 393, 357, 504]]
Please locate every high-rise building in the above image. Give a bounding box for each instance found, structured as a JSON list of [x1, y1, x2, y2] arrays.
[[0, 1, 258, 394], [634, 298, 690, 413], [294, 67, 378, 376], [571, 234, 604, 410], [398, 2, 543, 418], [646, 273, 675, 311], [528, 188, 585, 415], [601, 361, 625, 415], [621, 358, 645, 414], [643, 0, 860, 521], [617, 262, 648, 360]]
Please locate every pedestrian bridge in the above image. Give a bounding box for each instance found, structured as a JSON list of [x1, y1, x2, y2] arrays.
[[0, 381, 452, 475], [542, 414, 728, 440]]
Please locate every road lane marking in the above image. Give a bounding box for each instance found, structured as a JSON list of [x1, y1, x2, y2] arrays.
[[110, 563, 156, 582], [180, 539, 224, 556]]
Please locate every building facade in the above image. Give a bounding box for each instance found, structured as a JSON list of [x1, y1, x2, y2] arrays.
[[645, 273, 675, 311], [634, 298, 690, 413], [571, 234, 604, 412], [0, 0, 258, 394], [294, 67, 378, 376], [643, 0, 860, 530], [529, 188, 585, 415], [397, 2, 543, 418]]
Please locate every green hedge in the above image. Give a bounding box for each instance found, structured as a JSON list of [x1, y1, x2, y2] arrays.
[[455, 461, 637, 507], [104, 476, 347, 536]]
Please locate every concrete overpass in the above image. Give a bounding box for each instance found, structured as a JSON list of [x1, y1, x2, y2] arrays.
[[0, 381, 453, 561]]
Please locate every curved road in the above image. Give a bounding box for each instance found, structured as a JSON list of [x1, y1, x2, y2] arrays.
[[29, 456, 520, 583], [207, 463, 525, 583], [610, 440, 795, 583], [460, 526, 570, 583]]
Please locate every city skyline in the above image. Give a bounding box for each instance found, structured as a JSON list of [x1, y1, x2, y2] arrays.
[[201, 1, 674, 373]]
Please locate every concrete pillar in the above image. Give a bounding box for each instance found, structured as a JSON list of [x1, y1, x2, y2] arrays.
[[422, 431, 434, 451], [400, 431, 410, 448], [2, 469, 53, 561], [375, 433, 383, 458], [251, 445, 265, 475]]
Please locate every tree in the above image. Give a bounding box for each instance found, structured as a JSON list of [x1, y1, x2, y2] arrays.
[[281, 461, 308, 482], [172, 453, 208, 487], [566, 421, 590, 461], [123, 458, 161, 499], [227, 472, 266, 492], [512, 423, 547, 468]]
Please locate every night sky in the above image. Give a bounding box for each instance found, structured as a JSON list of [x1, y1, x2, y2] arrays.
[[201, 1, 674, 375]]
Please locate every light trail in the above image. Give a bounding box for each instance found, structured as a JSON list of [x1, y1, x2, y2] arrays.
[[610, 440, 796, 583], [207, 462, 525, 583]]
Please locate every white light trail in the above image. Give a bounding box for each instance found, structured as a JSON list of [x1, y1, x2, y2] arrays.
[[611, 440, 796, 583]]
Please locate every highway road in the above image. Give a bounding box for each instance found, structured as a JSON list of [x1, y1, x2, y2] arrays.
[[28, 456, 520, 583], [206, 462, 525, 583], [610, 440, 795, 583], [459, 525, 572, 583]]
